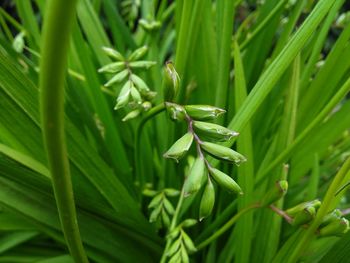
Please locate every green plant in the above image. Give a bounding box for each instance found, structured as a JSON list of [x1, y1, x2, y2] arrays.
[[0, 0, 350, 262]]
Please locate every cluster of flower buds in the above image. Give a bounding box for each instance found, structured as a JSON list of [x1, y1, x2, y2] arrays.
[[284, 200, 349, 237], [166, 219, 197, 263], [121, 0, 140, 28], [98, 46, 156, 121], [163, 101, 246, 221], [143, 188, 179, 229]]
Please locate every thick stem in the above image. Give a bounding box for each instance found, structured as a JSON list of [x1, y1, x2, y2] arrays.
[[39, 0, 88, 262]]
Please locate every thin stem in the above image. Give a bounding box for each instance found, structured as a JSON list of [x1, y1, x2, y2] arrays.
[[160, 186, 186, 263], [270, 205, 293, 224], [39, 0, 88, 262], [196, 203, 260, 250], [134, 103, 166, 188]]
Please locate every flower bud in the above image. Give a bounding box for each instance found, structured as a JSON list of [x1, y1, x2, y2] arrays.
[[130, 85, 142, 104], [139, 19, 162, 32], [163, 133, 194, 162], [181, 230, 197, 253], [180, 219, 197, 228], [102, 46, 124, 61], [98, 62, 125, 73], [167, 238, 181, 257], [129, 61, 157, 69], [209, 167, 243, 194], [164, 188, 180, 197], [286, 200, 321, 216], [319, 217, 349, 237], [163, 61, 180, 102], [193, 121, 239, 142], [320, 209, 342, 228], [128, 45, 148, 61], [148, 193, 163, 209], [114, 80, 131, 110], [161, 209, 170, 227], [142, 101, 152, 111], [261, 180, 288, 206], [122, 109, 141, 121], [199, 178, 215, 221], [13, 32, 25, 53], [184, 105, 226, 120], [104, 69, 129, 87], [131, 74, 150, 92], [200, 142, 247, 165], [163, 198, 175, 215], [292, 206, 316, 226], [165, 102, 186, 122], [184, 157, 206, 197]]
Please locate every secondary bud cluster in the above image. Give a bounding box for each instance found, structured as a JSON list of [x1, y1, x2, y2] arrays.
[[143, 188, 179, 229], [163, 101, 246, 221], [98, 46, 157, 121], [166, 219, 197, 263], [283, 200, 349, 237]]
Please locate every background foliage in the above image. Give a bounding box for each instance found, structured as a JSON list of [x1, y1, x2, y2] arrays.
[[0, 0, 350, 262]]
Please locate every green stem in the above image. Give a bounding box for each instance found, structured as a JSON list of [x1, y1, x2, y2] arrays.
[[160, 186, 186, 263], [196, 203, 260, 250], [134, 103, 166, 188], [39, 0, 88, 262]]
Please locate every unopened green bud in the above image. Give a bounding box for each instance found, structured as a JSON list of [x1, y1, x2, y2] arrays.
[[163, 133, 194, 162], [261, 180, 288, 206], [167, 228, 180, 240], [165, 102, 186, 122], [142, 188, 157, 197], [167, 238, 181, 257], [161, 209, 170, 227], [104, 69, 129, 87], [180, 219, 197, 228], [13, 32, 25, 53], [169, 250, 181, 263], [130, 85, 142, 104], [184, 105, 226, 120], [149, 204, 162, 223], [201, 142, 247, 165], [122, 109, 141, 121], [199, 178, 215, 221], [209, 167, 243, 194], [184, 157, 206, 197], [139, 19, 162, 31], [163, 198, 175, 215], [319, 217, 349, 237], [163, 61, 180, 102], [320, 209, 342, 228], [114, 80, 131, 110], [98, 61, 125, 73], [131, 74, 150, 92], [180, 246, 189, 263], [164, 188, 180, 197], [148, 193, 163, 209], [286, 200, 321, 216], [128, 46, 148, 61], [181, 230, 197, 253], [129, 61, 157, 69], [292, 206, 316, 226], [102, 46, 125, 61], [142, 101, 152, 111], [193, 121, 239, 142]]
